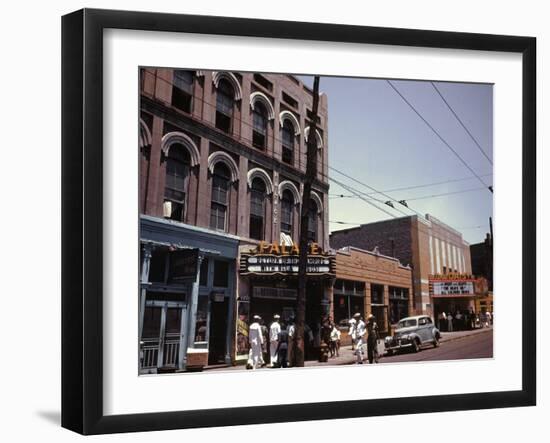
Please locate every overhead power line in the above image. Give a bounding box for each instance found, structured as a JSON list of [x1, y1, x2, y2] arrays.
[[329, 165, 425, 218], [329, 176, 397, 219], [330, 185, 490, 202], [430, 82, 493, 166], [386, 80, 493, 194]]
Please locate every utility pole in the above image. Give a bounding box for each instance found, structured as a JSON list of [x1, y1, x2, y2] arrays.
[[488, 216, 493, 291], [294, 76, 321, 367]]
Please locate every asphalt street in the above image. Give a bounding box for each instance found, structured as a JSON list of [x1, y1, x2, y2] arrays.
[[378, 329, 493, 364]]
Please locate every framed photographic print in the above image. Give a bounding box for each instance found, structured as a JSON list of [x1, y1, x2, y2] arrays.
[[61, 8, 536, 435]]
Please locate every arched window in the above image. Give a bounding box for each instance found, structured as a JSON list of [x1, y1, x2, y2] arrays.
[[252, 102, 268, 149], [163, 145, 190, 221], [216, 79, 234, 133], [307, 199, 318, 243], [281, 119, 295, 164], [249, 178, 267, 240], [210, 163, 231, 231], [280, 190, 294, 236], [171, 70, 194, 113]]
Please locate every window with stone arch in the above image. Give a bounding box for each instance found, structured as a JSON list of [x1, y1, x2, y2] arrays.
[[307, 198, 319, 243], [252, 101, 268, 149], [249, 177, 267, 240], [215, 79, 235, 133], [280, 189, 294, 237], [163, 144, 190, 222], [281, 119, 295, 165], [210, 162, 231, 231]]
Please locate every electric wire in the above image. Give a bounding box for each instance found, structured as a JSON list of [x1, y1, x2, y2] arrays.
[[386, 80, 493, 193], [430, 82, 493, 166]]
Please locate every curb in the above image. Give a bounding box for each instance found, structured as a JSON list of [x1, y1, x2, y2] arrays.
[[440, 327, 493, 344]]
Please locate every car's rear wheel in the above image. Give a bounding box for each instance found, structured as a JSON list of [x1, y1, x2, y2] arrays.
[[386, 349, 394, 356], [433, 335, 440, 348], [412, 339, 421, 353]]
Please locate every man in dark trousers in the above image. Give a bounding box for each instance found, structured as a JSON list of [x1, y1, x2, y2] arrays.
[[366, 314, 380, 364], [276, 322, 289, 368]]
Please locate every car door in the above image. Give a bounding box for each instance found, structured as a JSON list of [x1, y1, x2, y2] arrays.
[[417, 317, 430, 343], [423, 316, 435, 342]]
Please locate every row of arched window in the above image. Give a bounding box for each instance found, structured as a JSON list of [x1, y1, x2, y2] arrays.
[[140, 123, 323, 243], [170, 70, 323, 168]]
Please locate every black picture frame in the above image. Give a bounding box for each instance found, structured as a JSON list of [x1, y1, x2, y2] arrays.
[[61, 8, 536, 435]]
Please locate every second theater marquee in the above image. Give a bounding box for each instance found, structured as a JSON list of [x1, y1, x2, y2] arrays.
[[239, 241, 335, 276]]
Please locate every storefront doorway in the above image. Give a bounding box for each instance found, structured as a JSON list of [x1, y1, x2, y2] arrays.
[[208, 297, 229, 365], [140, 301, 187, 373]]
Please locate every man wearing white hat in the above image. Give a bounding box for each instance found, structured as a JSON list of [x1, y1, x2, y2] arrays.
[[269, 314, 281, 367], [248, 315, 264, 370], [351, 313, 366, 364]]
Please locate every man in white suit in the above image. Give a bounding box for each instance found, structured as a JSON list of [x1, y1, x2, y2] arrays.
[[269, 314, 281, 367], [248, 315, 264, 370]]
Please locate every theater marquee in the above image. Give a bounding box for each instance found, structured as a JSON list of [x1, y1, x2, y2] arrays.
[[239, 241, 335, 276], [429, 274, 476, 298]]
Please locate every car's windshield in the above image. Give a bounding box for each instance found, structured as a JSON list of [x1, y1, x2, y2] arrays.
[[398, 319, 417, 328]]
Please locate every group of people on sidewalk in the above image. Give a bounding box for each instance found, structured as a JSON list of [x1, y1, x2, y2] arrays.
[[348, 312, 380, 364], [247, 312, 381, 369], [246, 314, 344, 370], [437, 309, 493, 332], [246, 314, 297, 370]]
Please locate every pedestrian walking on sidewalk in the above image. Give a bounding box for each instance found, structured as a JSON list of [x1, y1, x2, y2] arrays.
[[276, 322, 289, 368], [348, 317, 357, 350], [438, 311, 447, 331], [269, 314, 281, 367], [247, 315, 264, 370], [350, 313, 366, 364], [447, 312, 454, 332], [366, 314, 380, 364], [287, 317, 295, 367], [329, 322, 341, 357], [455, 311, 463, 331]]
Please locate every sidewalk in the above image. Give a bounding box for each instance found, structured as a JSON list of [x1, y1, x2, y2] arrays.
[[307, 326, 493, 367], [205, 326, 493, 371]]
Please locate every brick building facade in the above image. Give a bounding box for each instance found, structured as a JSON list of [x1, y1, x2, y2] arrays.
[[138, 69, 331, 373], [330, 214, 472, 318], [333, 246, 413, 340]]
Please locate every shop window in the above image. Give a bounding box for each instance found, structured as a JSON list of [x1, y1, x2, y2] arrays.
[[149, 249, 168, 283], [213, 260, 229, 287], [249, 177, 266, 240], [199, 257, 209, 286], [280, 190, 294, 236], [252, 102, 268, 149], [334, 294, 350, 327], [210, 163, 230, 231], [307, 199, 318, 242], [171, 70, 193, 113], [163, 145, 190, 222], [281, 119, 295, 165], [215, 79, 234, 133], [194, 296, 209, 344], [142, 307, 162, 339], [371, 284, 384, 304]]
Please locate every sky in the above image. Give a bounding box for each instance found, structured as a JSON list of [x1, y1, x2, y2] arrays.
[[299, 75, 493, 244]]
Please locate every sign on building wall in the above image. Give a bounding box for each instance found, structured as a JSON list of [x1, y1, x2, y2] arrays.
[[239, 241, 335, 276], [429, 274, 476, 297]]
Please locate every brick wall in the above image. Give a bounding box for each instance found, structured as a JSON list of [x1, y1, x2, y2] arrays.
[[139, 69, 331, 250], [330, 217, 413, 266]]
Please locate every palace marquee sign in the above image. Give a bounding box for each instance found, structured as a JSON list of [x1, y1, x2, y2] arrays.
[[240, 241, 335, 276]]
